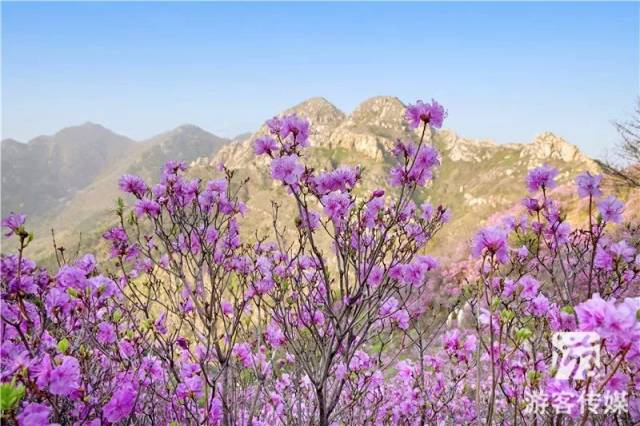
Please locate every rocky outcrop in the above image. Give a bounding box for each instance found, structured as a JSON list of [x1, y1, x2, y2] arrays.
[[202, 97, 347, 170], [520, 132, 591, 163], [326, 96, 409, 160], [436, 130, 499, 163]]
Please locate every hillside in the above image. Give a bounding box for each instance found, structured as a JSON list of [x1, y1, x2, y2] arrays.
[[190, 96, 602, 259], [1, 123, 134, 218], [3, 96, 624, 265], [2, 124, 230, 263]]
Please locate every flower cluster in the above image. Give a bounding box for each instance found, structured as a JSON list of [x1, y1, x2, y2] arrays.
[[2, 98, 638, 425]]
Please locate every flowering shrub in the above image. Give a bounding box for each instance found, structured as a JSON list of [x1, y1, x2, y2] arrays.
[[1, 99, 639, 425]]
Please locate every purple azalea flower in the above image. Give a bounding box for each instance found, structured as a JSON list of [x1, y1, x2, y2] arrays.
[[177, 375, 204, 398], [525, 164, 558, 193], [103, 227, 128, 243], [312, 310, 325, 325], [405, 99, 446, 129], [597, 196, 624, 223], [17, 402, 52, 426], [220, 300, 233, 316], [575, 172, 602, 198], [134, 199, 161, 218], [119, 339, 136, 359], [605, 372, 629, 392], [75, 253, 96, 274], [31, 353, 52, 390], [515, 245, 529, 259], [56, 265, 89, 291], [594, 245, 614, 271], [281, 114, 310, 145], [232, 343, 253, 368], [610, 240, 636, 262], [118, 174, 147, 197], [89, 275, 117, 300], [552, 222, 571, 244], [392, 309, 410, 330], [440, 207, 451, 223], [529, 294, 550, 317], [205, 228, 219, 245], [49, 356, 81, 396], [44, 287, 73, 317], [163, 160, 187, 176], [299, 210, 320, 231], [96, 322, 117, 345], [471, 227, 509, 263], [575, 293, 610, 331], [379, 297, 399, 317], [140, 356, 164, 384], [321, 192, 352, 225], [362, 197, 384, 228], [210, 397, 223, 423], [313, 166, 359, 195], [270, 155, 304, 185], [152, 183, 167, 199], [154, 312, 168, 334], [420, 202, 433, 221], [519, 275, 541, 299], [252, 278, 275, 295], [362, 265, 384, 288], [266, 116, 284, 137], [2, 213, 26, 237], [264, 322, 286, 348], [206, 178, 227, 194], [103, 381, 137, 423], [254, 135, 278, 156]]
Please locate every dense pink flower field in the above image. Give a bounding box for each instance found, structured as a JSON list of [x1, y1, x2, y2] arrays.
[[1, 100, 639, 425]]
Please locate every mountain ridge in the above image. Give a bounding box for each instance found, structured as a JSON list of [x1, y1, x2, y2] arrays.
[[2, 96, 619, 265], [1, 122, 230, 242], [186, 96, 603, 260]]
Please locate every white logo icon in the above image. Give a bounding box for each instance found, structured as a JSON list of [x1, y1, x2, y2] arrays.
[[551, 332, 600, 380]]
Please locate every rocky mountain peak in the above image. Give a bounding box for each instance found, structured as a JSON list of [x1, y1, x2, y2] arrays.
[[57, 121, 115, 138], [324, 97, 408, 160], [434, 130, 498, 163], [286, 96, 341, 113], [349, 96, 406, 129], [521, 131, 588, 163], [173, 123, 205, 133], [279, 97, 346, 132]]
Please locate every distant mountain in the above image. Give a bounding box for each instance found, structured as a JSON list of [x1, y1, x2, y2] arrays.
[[1, 123, 230, 262], [127, 124, 229, 178], [2, 122, 134, 218]]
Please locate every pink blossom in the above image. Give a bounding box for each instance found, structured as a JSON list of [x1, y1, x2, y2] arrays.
[[270, 154, 304, 185], [103, 381, 137, 423], [48, 356, 80, 397], [405, 99, 446, 129], [96, 322, 116, 345], [17, 402, 52, 426]]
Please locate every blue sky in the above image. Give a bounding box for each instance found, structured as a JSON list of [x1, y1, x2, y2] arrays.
[[2, 2, 638, 159]]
